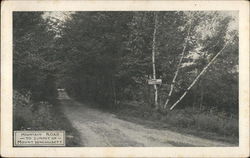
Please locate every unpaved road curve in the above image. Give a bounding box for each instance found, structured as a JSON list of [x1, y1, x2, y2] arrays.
[[59, 94, 232, 147]]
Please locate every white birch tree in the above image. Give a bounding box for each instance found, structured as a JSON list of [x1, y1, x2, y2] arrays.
[[163, 18, 193, 109], [152, 12, 159, 109], [169, 38, 233, 110]]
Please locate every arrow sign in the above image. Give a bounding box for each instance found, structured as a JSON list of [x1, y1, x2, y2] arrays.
[[148, 79, 162, 85]]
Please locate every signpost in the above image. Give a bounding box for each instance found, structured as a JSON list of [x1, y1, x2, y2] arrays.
[[148, 79, 162, 85]]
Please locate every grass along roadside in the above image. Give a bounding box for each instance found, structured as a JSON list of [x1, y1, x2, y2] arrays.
[[90, 101, 238, 146], [61, 97, 238, 146], [13, 90, 82, 146]]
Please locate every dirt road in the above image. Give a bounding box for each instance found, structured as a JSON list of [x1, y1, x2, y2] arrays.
[[59, 92, 231, 147]]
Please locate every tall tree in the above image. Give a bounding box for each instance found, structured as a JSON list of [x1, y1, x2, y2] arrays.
[[163, 16, 193, 109], [170, 37, 234, 110], [13, 12, 58, 101], [151, 12, 159, 109]]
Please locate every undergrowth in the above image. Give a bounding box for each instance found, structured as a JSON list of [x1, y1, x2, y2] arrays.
[[13, 90, 81, 146], [113, 102, 238, 145]]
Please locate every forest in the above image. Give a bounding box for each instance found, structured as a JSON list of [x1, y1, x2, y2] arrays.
[[13, 11, 239, 145]]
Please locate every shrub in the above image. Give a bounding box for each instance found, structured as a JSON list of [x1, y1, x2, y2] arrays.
[[13, 90, 53, 130], [13, 90, 33, 130]]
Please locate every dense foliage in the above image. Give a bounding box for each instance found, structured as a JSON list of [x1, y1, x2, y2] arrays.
[[13, 12, 58, 102], [55, 11, 238, 114], [13, 11, 238, 114]]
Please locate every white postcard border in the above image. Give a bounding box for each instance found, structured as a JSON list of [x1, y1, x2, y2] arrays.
[[1, 0, 249, 157]]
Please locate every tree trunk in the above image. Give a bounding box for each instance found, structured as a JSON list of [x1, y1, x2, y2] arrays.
[[111, 77, 117, 105], [169, 39, 232, 110], [163, 19, 192, 109], [152, 12, 159, 109], [199, 81, 204, 111]]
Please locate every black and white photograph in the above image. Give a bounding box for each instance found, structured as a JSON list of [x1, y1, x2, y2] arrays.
[[1, 0, 249, 157], [12, 10, 239, 147]]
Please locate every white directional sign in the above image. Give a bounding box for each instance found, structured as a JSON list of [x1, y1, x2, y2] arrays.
[[148, 79, 162, 85]]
